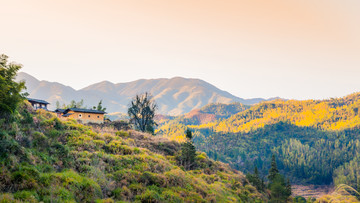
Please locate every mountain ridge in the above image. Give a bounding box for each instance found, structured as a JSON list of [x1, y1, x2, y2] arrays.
[[16, 72, 279, 115]]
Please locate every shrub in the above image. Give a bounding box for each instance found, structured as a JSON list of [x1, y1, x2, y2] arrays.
[[164, 169, 186, 187], [105, 141, 134, 155], [32, 131, 49, 149], [139, 171, 166, 187], [135, 188, 163, 202], [0, 193, 16, 202], [112, 186, 132, 200], [162, 189, 183, 203], [115, 131, 129, 138], [13, 190, 38, 202], [52, 170, 102, 202], [11, 165, 40, 190], [95, 198, 114, 203]]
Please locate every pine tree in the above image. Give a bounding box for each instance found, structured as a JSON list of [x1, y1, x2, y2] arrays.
[[246, 165, 265, 191], [185, 129, 193, 140], [286, 178, 292, 197], [180, 129, 196, 170], [268, 154, 279, 182]]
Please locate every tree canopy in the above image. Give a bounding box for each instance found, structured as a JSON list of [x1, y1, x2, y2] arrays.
[[128, 92, 157, 133], [0, 54, 27, 119]]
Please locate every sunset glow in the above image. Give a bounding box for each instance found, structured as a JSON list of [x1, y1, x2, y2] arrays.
[[1, 0, 360, 99]]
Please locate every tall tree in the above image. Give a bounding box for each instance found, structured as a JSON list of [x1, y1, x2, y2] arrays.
[[246, 165, 265, 191], [269, 174, 289, 203], [185, 129, 193, 139], [94, 100, 106, 112], [0, 54, 27, 119], [180, 129, 196, 170], [268, 154, 279, 182], [286, 178, 292, 197], [128, 92, 157, 133]]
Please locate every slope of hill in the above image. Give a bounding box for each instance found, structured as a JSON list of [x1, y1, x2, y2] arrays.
[[16, 72, 274, 115], [157, 92, 360, 188], [0, 102, 265, 202], [317, 184, 360, 202]]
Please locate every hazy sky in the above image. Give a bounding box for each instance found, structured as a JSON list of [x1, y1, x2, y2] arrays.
[[1, 0, 360, 100]]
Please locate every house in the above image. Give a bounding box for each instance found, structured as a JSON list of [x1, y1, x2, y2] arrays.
[[27, 98, 50, 110], [55, 108, 106, 124]]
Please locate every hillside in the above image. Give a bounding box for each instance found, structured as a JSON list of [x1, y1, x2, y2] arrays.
[[0, 101, 265, 202], [16, 72, 275, 116], [157, 93, 360, 189]]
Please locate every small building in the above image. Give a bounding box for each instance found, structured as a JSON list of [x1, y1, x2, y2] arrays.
[[27, 98, 50, 110], [54, 108, 66, 117], [56, 108, 106, 124]]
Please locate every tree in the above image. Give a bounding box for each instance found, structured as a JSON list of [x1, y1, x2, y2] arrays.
[[0, 54, 27, 119], [57, 99, 85, 109], [269, 174, 289, 203], [56, 101, 61, 109], [268, 154, 279, 182], [128, 92, 157, 133], [267, 155, 291, 202], [185, 129, 193, 139], [180, 129, 196, 170], [246, 165, 265, 191], [286, 178, 292, 197], [93, 100, 106, 112]]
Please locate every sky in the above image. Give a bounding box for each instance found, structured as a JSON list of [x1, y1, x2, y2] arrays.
[[1, 0, 360, 100]]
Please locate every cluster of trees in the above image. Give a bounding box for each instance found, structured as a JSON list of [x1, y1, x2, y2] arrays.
[[333, 156, 360, 191], [193, 122, 360, 185], [200, 102, 250, 118], [247, 155, 291, 202], [55, 99, 106, 112]]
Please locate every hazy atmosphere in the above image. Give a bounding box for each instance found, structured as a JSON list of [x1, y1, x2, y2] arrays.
[[3, 1, 360, 202], [2, 0, 360, 99]]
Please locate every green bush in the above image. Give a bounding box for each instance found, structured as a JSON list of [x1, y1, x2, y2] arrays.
[[13, 190, 38, 202], [0, 193, 16, 202], [52, 170, 102, 202], [11, 165, 40, 190], [135, 188, 163, 202], [115, 131, 129, 137]]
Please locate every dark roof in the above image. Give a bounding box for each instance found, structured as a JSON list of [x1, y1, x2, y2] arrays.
[[64, 108, 106, 114], [27, 98, 50, 104], [62, 113, 73, 117], [54, 109, 66, 113]]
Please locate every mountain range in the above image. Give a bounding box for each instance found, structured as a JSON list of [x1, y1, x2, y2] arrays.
[[16, 72, 278, 115]]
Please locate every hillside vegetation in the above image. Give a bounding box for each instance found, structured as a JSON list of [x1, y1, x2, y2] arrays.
[[156, 103, 250, 142], [157, 93, 360, 189], [0, 102, 264, 202]]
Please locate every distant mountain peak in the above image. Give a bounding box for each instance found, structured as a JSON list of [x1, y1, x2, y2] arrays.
[[16, 72, 277, 115]]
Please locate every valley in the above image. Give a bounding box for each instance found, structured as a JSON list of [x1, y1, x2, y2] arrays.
[[157, 94, 360, 200]]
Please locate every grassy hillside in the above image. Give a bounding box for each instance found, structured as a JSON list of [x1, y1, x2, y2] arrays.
[[0, 102, 264, 202], [317, 184, 360, 203], [157, 93, 360, 188]]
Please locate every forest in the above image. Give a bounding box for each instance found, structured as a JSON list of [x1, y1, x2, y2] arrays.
[[157, 93, 360, 190]]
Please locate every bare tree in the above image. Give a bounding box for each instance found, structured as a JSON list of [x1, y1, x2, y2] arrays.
[[128, 92, 157, 133]]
